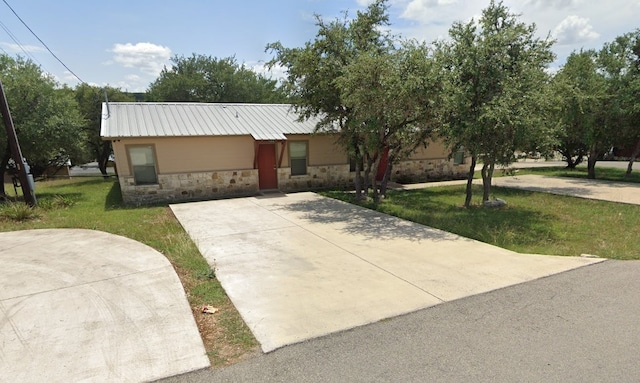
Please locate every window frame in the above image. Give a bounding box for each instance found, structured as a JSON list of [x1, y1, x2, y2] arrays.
[[289, 141, 308, 176], [126, 144, 159, 185]]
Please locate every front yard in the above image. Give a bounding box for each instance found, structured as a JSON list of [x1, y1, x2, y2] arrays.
[[0, 178, 258, 367], [2, 170, 639, 369], [322, 182, 640, 260]]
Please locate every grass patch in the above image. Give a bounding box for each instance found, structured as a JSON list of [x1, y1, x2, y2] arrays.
[[0, 201, 41, 221], [0, 178, 257, 366], [322, 184, 640, 260]]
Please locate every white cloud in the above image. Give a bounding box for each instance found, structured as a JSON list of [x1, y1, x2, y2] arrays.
[[110, 42, 171, 76], [552, 15, 599, 45], [525, 0, 581, 9], [400, 0, 458, 23], [0, 42, 44, 53], [251, 62, 287, 83]]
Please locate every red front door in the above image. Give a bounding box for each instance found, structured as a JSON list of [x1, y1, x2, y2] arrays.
[[257, 144, 278, 189], [376, 147, 390, 181]]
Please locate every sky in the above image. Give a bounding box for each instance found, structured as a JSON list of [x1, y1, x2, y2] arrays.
[[0, 0, 638, 92]]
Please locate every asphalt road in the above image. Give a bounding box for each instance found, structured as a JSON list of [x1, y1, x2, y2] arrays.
[[158, 260, 640, 383]]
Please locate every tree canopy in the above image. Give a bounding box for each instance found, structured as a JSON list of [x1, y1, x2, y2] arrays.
[[435, 0, 555, 206], [0, 54, 86, 195], [268, 0, 440, 201], [147, 54, 287, 103], [75, 84, 135, 177]]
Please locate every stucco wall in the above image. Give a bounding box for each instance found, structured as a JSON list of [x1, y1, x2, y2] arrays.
[[409, 139, 451, 160], [112, 135, 255, 176]]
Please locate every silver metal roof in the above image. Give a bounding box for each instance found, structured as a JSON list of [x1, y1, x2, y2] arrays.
[[100, 102, 322, 140]]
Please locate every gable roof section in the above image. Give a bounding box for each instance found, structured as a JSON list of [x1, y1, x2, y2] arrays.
[[100, 102, 322, 140]]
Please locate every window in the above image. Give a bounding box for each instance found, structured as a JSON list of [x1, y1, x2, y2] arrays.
[[349, 156, 364, 172], [453, 150, 465, 165], [289, 141, 307, 176], [129, 145, 158, 185]]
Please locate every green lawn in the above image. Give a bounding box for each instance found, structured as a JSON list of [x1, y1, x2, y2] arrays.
[[322, 184, 640, 260], [0, 178, 257, 367]]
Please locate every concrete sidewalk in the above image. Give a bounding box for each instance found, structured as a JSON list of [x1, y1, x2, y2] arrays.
[[171, 192, 602, 353], [0, 229, 209, 383], [394, 174, 640, 206], [489, 174, 640, 205]]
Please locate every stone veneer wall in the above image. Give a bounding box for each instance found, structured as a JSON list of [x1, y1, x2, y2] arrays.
[[119, 169, 259, 205], [277, 164, 353, 192], [119, 159, 467, 204], [391, 158, 467, 183]]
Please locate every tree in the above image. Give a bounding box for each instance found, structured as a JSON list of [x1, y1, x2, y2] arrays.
[[597, 30, 640, 178], [147, 54, 288, 103], [75, 84, 134, 177], [435, 0, 555, 207], [267, 0, 440, 201], [0, 54, 86, 196], [551, 50, 608, 175]]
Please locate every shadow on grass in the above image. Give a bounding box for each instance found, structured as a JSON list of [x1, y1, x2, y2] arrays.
[[321, 186, 557, 249], [105, 181, 124, 209]]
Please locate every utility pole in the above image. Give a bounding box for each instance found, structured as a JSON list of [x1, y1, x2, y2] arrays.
[[0, 79, 37, 206]]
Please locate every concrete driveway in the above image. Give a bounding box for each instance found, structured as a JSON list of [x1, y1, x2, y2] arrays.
[[170, 192, 602, 353], [0, 229, 209, 383]]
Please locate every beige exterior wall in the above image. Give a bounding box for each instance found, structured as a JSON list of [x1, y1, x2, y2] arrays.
[[408, 138, 451, 160], [112, 135, 255, 176], [281, 134, 347, 166], [110, 134, 466, 204]]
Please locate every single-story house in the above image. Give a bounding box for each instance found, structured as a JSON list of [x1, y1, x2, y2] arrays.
[[100, 102, 467, 204]]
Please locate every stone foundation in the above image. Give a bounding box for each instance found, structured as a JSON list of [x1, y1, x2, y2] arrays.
[[120, 169, 259, 205], [391, 159, 468, 183], [277, 164, 353, 192], [119, 159, 467, 204]]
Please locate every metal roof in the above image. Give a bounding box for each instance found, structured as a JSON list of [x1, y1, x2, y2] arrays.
[[100, 102, 322, 140]]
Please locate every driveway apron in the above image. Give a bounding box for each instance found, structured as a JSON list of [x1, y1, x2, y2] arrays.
[[0, 229, 209, 382], [171, 192, 602, 353]]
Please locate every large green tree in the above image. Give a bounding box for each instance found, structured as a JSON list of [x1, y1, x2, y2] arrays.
[[268, 0, 440, 201], [0, 55, 86, 195], [75, 84, 134, 177], [147, 54, 287, 103], [597, 30, 640, 177], [551, 50, 608, 175], [435, 0, 555, 207]]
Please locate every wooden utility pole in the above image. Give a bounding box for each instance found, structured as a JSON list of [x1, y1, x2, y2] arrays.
[[0, 79, 37, 206]]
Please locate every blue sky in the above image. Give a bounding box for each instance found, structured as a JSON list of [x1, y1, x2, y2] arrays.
[[1, 0, 638, 92]]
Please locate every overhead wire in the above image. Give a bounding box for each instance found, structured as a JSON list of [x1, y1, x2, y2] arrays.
[[0, 19, 44, 68], [1, 0, 86, 85]]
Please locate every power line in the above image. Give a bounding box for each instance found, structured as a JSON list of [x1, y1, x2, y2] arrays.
[[0, 19, 45, 68], [2, 0, 86, 84]]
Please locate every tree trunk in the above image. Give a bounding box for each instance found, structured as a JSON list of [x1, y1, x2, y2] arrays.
[[97, 141, 112, 178], [625, 139, 640, 178], [354, 155, 363, 201], [0, 146, 10, 197], [464, 155, 477, 208], [363, 154, 373, 198], [379, 150, 394, 199], [371, 156, 381, 204], [587, 146, 598, 179], [481, 160, 494, 203]]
